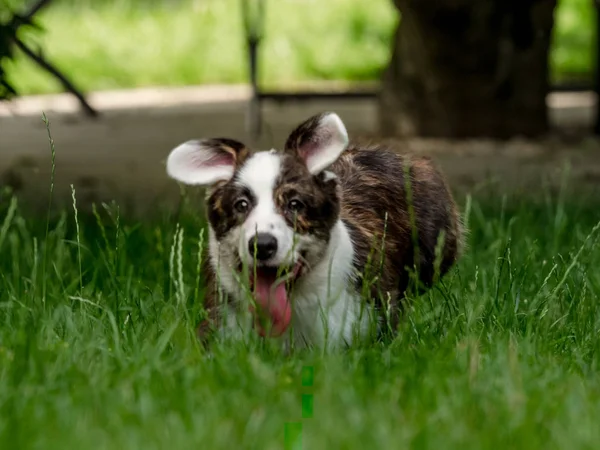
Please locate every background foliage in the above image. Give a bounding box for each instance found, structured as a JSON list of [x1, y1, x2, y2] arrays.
[[0, 0, 595, 96]]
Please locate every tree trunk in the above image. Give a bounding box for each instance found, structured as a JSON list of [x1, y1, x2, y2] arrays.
[[379, 0, 557, 139]]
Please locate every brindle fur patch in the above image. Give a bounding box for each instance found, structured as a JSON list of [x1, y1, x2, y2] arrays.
[[272, 154, 340, 241], [330, 144, 463, 331], [206, 138, 250, 169], [201, 138, 253, 240], [207, 184, 255, 240]]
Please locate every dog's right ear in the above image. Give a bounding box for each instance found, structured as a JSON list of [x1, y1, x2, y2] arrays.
[[166, 138, 249, 186], [284, 112, 349, 175]]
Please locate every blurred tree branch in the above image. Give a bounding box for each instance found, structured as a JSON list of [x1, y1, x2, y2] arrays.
[[0, 0, 97, 117], [1, 0, 51, 99]]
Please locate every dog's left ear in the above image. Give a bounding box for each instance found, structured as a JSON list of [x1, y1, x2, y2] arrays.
[[284, 112, 349, 174], [166, 138, 249, 186]]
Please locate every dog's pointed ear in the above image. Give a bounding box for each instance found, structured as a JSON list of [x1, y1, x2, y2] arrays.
[[166, 138, 250, 186], [284, 112, 349, 174]]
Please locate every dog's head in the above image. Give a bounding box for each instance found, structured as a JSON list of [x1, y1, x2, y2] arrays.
[[166, 112, 349, 337]]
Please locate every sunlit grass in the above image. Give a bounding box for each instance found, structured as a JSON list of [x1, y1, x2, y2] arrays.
[[0, 117, 600, 448]]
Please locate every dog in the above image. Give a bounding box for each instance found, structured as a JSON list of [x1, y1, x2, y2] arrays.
[[166, 112, 463, 349]]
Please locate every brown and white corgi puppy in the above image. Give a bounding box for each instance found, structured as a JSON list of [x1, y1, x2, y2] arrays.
[[166, 112, 463, 349]]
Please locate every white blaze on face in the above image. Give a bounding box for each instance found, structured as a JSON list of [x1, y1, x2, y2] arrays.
[[235, 150, 296, 266]]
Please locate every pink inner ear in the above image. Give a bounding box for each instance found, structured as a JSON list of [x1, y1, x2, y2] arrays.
[[198, 152, 234, 168], [299, 131, 332, 164]]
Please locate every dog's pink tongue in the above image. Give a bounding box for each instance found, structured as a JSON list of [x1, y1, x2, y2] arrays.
[[252, 270, 292, 337]]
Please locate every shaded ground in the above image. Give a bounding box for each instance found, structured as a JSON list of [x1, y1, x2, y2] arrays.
[[1, 84, 600, 215]]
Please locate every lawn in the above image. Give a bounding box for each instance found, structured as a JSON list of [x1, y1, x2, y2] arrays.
[[1, 124, 600, 448], [1, 0, 596, 96]]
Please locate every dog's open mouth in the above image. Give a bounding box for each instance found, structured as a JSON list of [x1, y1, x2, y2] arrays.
[[244, 262, 303, 338]]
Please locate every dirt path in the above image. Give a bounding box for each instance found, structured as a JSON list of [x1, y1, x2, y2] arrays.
[[1, 84, 600, 215]]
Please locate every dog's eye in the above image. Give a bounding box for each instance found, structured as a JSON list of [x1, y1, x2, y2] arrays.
[[288, 199, 304, 212], [234, 198, 249, 213]]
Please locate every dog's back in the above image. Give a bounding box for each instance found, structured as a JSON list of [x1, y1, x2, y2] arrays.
[[331, 145, 463, 330]]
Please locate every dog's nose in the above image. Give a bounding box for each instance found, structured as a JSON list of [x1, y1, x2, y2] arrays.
[[248, 233, 278, 261]]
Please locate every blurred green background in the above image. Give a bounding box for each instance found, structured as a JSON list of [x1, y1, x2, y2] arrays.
[[1, 0, 596, 95]]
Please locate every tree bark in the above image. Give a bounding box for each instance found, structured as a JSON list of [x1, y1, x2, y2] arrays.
[[379, 0, 557, 139]]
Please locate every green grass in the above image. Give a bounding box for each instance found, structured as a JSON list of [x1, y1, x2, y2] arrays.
[[1, 121, 600, 448], [1, 0, 596, 96]]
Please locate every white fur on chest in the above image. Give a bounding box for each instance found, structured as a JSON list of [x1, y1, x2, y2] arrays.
[[208, 220, 376, 350], [285, 220, 375, 349]]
